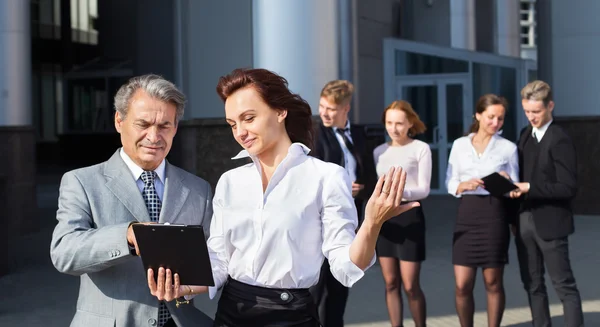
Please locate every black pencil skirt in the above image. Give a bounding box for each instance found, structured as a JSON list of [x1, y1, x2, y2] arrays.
[[213, 277, 321, 327], [452, 195, 510, 268], [376, 203, 426, 262]]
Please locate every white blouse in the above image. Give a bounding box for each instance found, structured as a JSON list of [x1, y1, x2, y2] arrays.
[[373, 140, 432, 201], [206, 143, 376, 299], [446, 133, 519, 197]]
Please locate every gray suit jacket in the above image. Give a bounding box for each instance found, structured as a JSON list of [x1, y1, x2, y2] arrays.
[[50, 150, 214, 327]]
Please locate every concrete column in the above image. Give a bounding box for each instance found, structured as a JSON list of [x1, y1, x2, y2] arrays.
[[535, 0, 553, 85], [537, 0, 600, 117], [495, 0, 521, 57], [253, 0, 339, 114], [0, 0, 32, 126], [450, 0, 475, 50], [0, 0, 35, 277]]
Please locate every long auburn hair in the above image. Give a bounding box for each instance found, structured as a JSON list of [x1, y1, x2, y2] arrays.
[[381, 100, 426, 136], [216, 68, 314, 148]]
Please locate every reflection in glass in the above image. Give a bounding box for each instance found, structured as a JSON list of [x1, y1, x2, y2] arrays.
[[398, 86, 438, 144], [472, 63, 517, 141], [446, 84, 464, 142], [395, 50, 469, 75]]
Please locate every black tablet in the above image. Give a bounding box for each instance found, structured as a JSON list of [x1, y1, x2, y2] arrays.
[[481, 172, 519, 197], [133, 224, 215, 286]]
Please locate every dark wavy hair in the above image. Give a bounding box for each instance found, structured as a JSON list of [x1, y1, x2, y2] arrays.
[[216, 68, 314, 148], [468, 94, 508, 133]]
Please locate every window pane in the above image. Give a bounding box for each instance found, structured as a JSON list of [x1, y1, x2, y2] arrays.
[[446, 84, 464, 141], [398, 85, 438, 144], [395, 51, 468, 75], [472, 63, 517, 141]]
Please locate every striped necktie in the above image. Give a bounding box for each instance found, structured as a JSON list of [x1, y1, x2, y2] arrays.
[[140, 171, 171, 326]]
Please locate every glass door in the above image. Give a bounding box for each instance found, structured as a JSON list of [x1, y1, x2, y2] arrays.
[[395, 75, 470, 194]]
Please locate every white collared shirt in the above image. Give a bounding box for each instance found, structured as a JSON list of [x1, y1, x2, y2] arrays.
[[206, 143, 375, 299], [332, 120, 358, 182], [373, 139, 432, 201], [446, 134, 519, 197], [532, 119, 553, 141], [119, 148, 166, 200]]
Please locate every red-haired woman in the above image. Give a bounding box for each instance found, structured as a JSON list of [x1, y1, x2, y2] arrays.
[[373, 100, 431, 327]]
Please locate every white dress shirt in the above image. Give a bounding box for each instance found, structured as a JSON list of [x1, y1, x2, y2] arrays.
[[120, 148, 166, 199], [332, 120, 358, 182], [373, 140, 432, 201], [532, 119, 553, 141], [446, 134, 519, 197], [206, 143, 376, 299]]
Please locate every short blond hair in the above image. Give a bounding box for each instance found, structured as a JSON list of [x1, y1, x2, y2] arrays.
[[521, 80, 553, 106], [320, 80, 354, 105]]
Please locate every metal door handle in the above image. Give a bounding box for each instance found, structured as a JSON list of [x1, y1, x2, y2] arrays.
[[433, 126, 440, 144]]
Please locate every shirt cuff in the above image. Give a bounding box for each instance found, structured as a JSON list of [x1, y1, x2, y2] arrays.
[[447, 182, 462, 198], [207, 272, 227, 300], [208, 286, 219, 299], [330, 248, 376, 288]]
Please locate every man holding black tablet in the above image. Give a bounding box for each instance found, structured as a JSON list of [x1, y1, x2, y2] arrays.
[[50, 75, 213, 327], [510, 80, 584, 327]]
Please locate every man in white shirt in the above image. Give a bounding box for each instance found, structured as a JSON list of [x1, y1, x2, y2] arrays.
[[312, 80, 376, 327], [50, 75, 213, 327]]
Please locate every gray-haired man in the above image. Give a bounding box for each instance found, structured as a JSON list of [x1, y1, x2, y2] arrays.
[[51, 74, 213, 327]]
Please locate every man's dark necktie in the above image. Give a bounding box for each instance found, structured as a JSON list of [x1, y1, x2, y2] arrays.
[[140, 171, 171, 327], [335, 128, 362, 172], [533, 131, 539, 143]]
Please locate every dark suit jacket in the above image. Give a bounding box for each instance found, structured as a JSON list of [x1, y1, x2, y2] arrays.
[[517, 122, 577, 240], [313, 123, 376, 202]]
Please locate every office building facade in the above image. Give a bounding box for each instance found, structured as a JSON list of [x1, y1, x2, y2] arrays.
[[1, 0, 598, 240]]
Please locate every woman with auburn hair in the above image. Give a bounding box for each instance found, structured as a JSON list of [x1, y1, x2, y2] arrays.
[[147, 68, 419, 326], [445, 94, 519, 327], [373, 100, 431, 327]]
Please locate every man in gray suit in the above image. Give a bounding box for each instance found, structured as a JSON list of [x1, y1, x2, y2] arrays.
[[50, 74, 213, 327]]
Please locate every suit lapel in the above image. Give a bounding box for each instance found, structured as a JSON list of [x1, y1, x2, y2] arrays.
[[349, 125, 364, 178], [519, 126, 532, 150], [323, 125, 344, 165], [103, 150, 151, 222], [159, 163, 190, 224], [521, 125, 543, 181], [536, 123, 554, 160]]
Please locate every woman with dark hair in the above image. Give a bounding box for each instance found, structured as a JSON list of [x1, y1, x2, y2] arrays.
[[147, 68, 419, 326], [445, 94, 519, 327], [373, 100, 431, 327]]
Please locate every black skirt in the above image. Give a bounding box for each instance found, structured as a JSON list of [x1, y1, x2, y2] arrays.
[[452, 195, 510, 268], [376, 203, 426, 262], [214, 277, 321, 327]]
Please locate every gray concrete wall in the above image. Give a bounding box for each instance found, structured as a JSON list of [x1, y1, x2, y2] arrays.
[[355, 0, 399, 124], [407, 0, 452, 47], [538, 0, 600, 117], [135, 0, 176, 81], [184, 0, 253, 120]]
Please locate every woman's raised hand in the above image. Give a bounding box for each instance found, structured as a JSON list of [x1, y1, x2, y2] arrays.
[[364, 166, 420, 226]]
